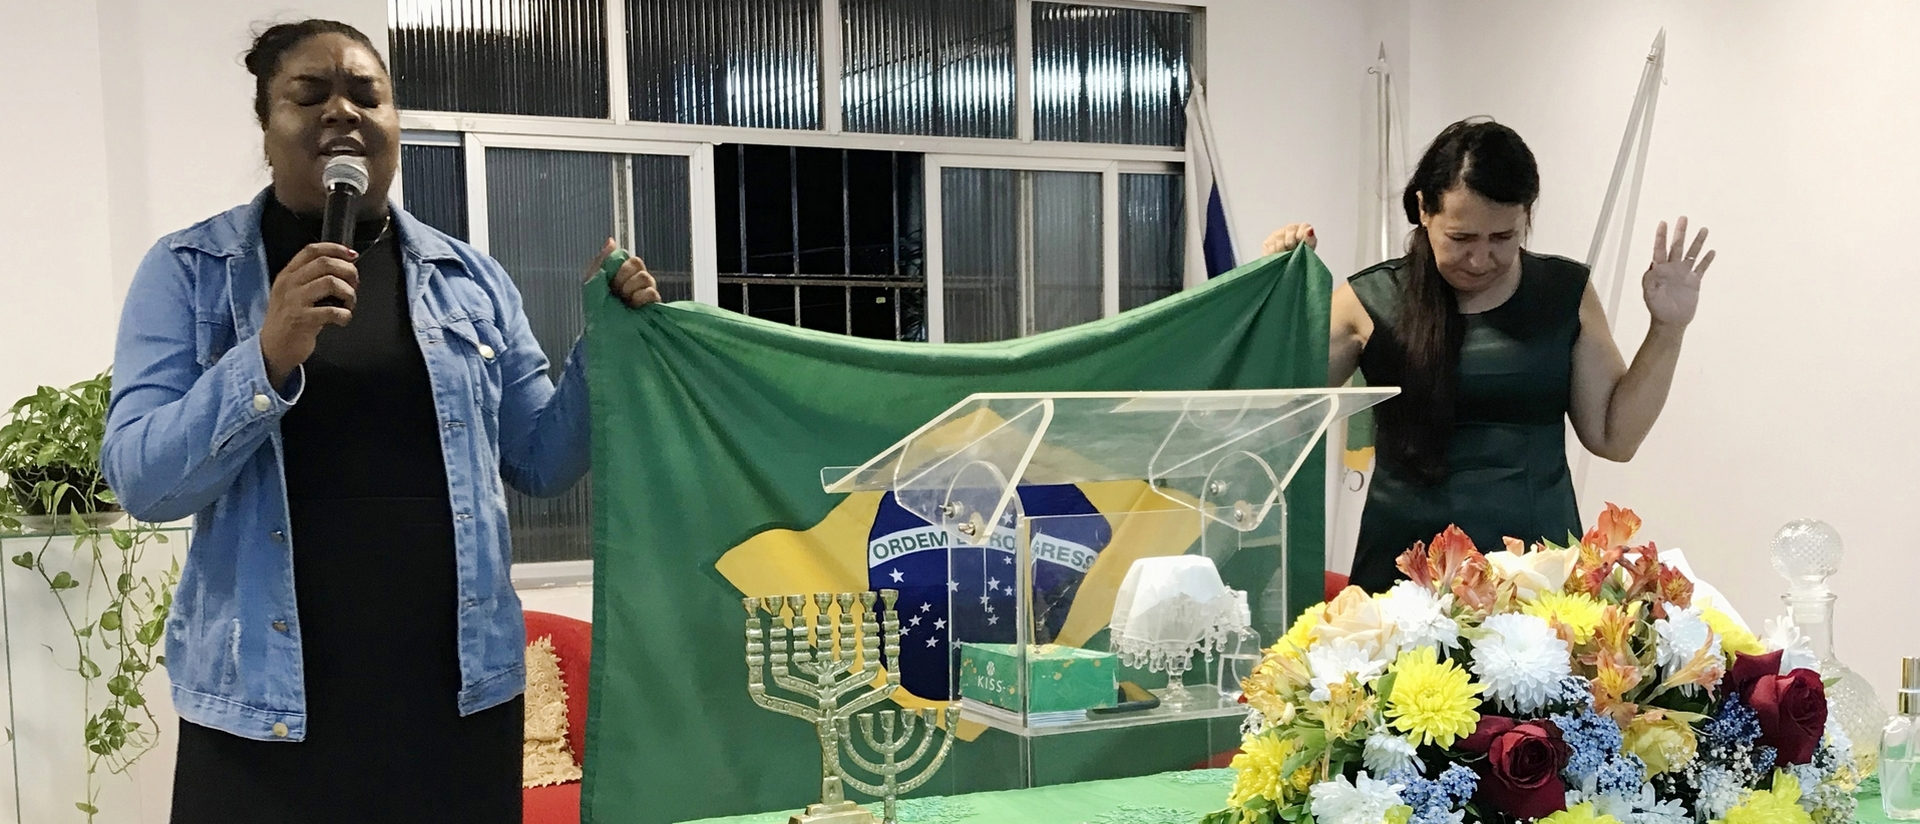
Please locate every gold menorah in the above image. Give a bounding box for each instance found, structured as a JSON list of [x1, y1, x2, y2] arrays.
[[743, 590, 957, 824]]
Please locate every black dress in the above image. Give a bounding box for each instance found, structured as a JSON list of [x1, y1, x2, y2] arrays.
[[170, 197, 523, 823], [1346, 252, 1588, 593]]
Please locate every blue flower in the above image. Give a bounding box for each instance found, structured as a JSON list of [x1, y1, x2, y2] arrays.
[[1436, 764, 1477, 803], [1703, 692, 1762, 746], [1386, 767, 1472, 824], [1548, 675, 1596, 711], [1551, 709, 1624, 781], [1595, 753, 1646, 797]]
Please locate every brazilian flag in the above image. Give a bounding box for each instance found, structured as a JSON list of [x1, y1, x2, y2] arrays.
[[581, 248, 1332, 823]]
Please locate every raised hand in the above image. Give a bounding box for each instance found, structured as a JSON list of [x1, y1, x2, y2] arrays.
[[1261, 223, 1317, 256], [586, 238, 661, 308], [1643, 217, 1714, 328]]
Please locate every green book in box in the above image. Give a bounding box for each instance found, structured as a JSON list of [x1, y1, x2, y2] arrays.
[[957, 643, 1117, 714]]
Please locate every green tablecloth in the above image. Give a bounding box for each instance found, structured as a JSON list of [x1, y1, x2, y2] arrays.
[[682, 771, 1895, 824], [678, 769, 1237, 824]]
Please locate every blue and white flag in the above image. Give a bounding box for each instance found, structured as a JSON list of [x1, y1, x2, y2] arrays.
[[1185, 84, 1237, 282], [865, 485, 1112, 700]]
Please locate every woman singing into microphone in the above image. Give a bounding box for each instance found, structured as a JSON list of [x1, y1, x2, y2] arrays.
[[101, 20, 657, 822]]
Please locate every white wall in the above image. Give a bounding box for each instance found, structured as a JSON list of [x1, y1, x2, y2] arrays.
[[0, 0, 386, 409], [1400, 0, 1920, 700]]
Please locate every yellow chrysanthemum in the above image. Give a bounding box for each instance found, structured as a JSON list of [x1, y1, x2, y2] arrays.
[[1274, 603, 1326, 659], [1227, 732, 1301, 806], [1522, 591, 1605, 644], [1722, 772, 1814, 824], [1384, 647, 1484, 747], [1539, 802, 1625, 824], [1700, 604, 1766, 657]]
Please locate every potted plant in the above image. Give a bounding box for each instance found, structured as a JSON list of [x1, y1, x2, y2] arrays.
[[0, 370, 118, 526], [0, 369, 178, 822]]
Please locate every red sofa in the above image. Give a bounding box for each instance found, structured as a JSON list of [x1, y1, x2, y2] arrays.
[[524, 611, 593, 824]]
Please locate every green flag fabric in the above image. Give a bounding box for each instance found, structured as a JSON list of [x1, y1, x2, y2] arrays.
[[581, 248, 1332, 823]]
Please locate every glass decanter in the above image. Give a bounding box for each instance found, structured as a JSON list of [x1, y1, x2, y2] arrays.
[[1771, 519, 1890, 779]]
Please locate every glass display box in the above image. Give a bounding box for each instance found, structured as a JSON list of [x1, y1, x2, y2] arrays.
[[820, 388, 1392, 788]]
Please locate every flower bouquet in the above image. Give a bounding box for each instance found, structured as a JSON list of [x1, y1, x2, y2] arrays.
[[1204, 505, 1860, 824]]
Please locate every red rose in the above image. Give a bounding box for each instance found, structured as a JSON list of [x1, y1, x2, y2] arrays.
[[1727, 651, 1828, 766], [1459, 715, 1571, 820]]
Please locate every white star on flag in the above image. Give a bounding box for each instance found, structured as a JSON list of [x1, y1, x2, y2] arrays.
[[909, 615, 922, 626], [920, 603, 931, 613], [947, 580, 960, 593], [889, 569, 904, 583], [986, 577, 1000, 590], [925, 637, 938, 648], [934, 618, 946, 630], [979, 595, 992, 605], [987, 615, 999, 625]]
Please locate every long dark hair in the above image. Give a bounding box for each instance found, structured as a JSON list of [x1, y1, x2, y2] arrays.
[[243, 20, 387, 127], [1380, 118, 1539, 484]]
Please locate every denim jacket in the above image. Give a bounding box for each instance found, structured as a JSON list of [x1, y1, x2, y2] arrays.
[[102, 190, 589, 741]]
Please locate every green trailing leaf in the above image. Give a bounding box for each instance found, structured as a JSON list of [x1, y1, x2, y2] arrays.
[[50, 570, 75, 590], [99, 610, 121, 631], [111, 529, 132, 550], [10, 552, 31, 568], [78, 657, 101, 678], [116, 573, 133, 594], [76, 802, 98, 815]]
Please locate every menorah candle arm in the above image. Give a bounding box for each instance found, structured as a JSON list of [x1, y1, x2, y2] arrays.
[[745, 690, 817, 721], [838, 684, 895, 714], [885, 730, 956, 796], [831, 763, 889, 800], [890, 714, 936, 764], [770, 672, 827, 697]]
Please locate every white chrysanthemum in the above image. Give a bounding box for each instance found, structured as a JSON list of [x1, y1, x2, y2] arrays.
[[1763, 616, 1821, 674], [1306, 639, 1391, 703], [1378, 580, 1461, 652], [1653, 604, 1719, 680], [1364, 730, 1421, 777], [1470, 613, 1571, 714], [1309, 772, 1405, 824]]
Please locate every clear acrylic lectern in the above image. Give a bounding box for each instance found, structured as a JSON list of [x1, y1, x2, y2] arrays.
[[821, 388, 1395, 740]]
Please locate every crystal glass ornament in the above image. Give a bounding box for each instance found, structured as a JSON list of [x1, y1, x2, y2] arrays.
[[1771, 519, 1890, 779]]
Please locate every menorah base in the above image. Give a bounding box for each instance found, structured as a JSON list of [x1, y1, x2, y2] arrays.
[[789, 801, 876, 824]]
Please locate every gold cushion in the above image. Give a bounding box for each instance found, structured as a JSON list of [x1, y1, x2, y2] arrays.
[[523, 635, 583, 788]]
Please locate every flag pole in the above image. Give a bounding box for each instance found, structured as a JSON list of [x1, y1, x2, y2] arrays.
[[1575, 29, 1667, 499]]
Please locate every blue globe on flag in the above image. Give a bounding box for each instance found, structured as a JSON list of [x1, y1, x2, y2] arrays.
[[865, 484, 1112, 700]]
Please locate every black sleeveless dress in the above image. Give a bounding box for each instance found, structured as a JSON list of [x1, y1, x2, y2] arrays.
[[1347, 252, 1588, 593], [170, 197, 522, 822]]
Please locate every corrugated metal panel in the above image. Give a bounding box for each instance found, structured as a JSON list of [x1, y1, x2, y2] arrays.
[[485, 148, 620, 563], [1032, 3, 1191, 146], [940, 167, 1019, 343], [1119, 172, 1184, 311], [1027, 170, 1102, 332], [629, 155, 694, 302], [842, 0, 1016, 139], [399, 144, 468, 240], [389, 0, 609, 118], [627, 0, 821, 129]]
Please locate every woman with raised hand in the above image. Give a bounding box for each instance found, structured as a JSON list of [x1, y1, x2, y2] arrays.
[[1263, 118, 1714, 593]]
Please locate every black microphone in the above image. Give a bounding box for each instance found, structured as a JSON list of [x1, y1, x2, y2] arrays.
[[317, 155, 369, 309]]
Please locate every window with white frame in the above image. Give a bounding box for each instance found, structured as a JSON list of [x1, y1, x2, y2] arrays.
[[389, 0, 1199, 564]]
